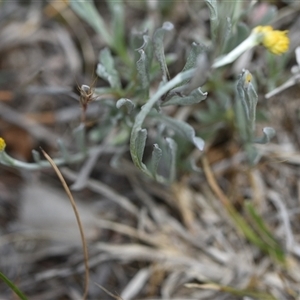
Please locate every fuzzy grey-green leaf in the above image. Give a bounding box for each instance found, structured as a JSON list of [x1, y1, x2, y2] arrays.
[[171, 42, 206, 90], [205, 0, 219, 40], [236, 69, 258, 133], [69, 0, 112, 46], [106, 0, 125, 53], [162, 87, 207, 106], [182, 42, 205, 73], [254, 127, 276, 144], [152, 113, 205, 151], [136, 128, 147, 164], [97, 48, 121, 89], [153, 22, 174, 82], [151, 144, 162, 179], [136, 34, 153, 71], [116, 98, 135, 114], [136, 49, 150, 91], [166, 138, 177, 183]]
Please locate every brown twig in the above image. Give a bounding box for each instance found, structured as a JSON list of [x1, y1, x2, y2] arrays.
[[41, 148, 90, 300]]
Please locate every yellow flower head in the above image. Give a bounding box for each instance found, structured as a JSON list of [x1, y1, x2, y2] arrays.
[[253, 26, 289, 55], [0, 137, 6, 152]]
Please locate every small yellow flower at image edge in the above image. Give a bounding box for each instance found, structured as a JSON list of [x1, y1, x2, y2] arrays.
[[0, 137, 6, 152], [253, 25, 289, 55]]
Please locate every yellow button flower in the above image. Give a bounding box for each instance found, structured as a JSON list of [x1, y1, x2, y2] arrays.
[[0, 137, 6, 151], [213, 25, 289, 68], [253, 26, 289, 55]]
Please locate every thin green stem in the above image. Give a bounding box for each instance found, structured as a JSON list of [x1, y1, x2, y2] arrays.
[[0, 149, 86, 170], [0, 272, 28, 300], [212, 34, 258, 68]]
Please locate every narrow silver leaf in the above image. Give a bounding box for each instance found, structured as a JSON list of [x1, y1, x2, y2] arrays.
[[151, 144, 162, 179], [153, 22, 174, 82], [96, 48, 121, 89], [166, 138, 177, 183], [162, 87, 207, 106], [136, 128, 147, 163]]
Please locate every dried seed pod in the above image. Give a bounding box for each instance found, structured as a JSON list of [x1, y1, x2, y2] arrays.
[[79, 84, 98, 123]]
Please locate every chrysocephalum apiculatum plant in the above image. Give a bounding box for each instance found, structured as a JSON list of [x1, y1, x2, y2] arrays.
[[0, 1, 291, 273], [0, 0, 290, 182]]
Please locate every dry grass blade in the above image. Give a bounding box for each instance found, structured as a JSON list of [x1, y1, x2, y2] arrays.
[[120, 268, 150, 300], [94, 284, 123, 300], [41, 148, 90, 299], [94, 243, 227, 281], [185, 283, 277, 299]]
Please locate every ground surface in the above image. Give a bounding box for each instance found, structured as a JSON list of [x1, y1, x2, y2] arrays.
[[0, 1, 300, 300]]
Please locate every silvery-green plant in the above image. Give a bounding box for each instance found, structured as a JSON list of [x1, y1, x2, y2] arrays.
[[0, 0, 289, 183]]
